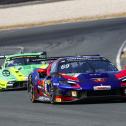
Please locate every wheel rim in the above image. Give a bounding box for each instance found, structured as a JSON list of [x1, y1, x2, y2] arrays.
[[30, 87, 35, 103], [31, 93, 35, 103], [50, 93, 54, 103], [50, 86, 55, 103], [28, 75, 32, 92]]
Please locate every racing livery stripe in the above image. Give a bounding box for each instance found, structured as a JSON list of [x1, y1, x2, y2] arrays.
[[9, 67, 26, 81], [0, 80, 8, 88], [40, 64, 49, 69]]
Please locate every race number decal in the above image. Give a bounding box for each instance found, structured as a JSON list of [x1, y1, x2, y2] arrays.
[[61, 64, 70, 69]]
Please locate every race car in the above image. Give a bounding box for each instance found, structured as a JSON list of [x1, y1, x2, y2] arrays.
[[0, 51, 48, 90], [27, 55, 126, 103]]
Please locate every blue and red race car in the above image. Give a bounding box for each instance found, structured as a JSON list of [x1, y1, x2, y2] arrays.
[[27, 55, 126, 103]]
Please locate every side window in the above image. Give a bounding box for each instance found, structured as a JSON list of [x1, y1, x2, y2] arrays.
[[50, 62, 57, 74]]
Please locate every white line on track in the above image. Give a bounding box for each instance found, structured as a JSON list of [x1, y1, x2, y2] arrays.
[[116, 40, 126, 70]]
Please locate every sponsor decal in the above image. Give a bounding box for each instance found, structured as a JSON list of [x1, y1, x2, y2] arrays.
[[0, 80, 7, 88], [72, 91, 77, 97], [9, 67, 26, 81], [38, 96, 50, 101], [53, 83, 59, 86], [93, 85, 111, 90], [55, 97, 62, 102], [92, 78, 106, 83], [7, 84, 13, 86], [2, 70, 10, 77], [61, 64, 70, 69]]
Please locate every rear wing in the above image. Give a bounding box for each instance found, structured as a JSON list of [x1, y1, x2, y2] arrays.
[[41, 56, 62, 62], [45, 54, 102, 61], [37, 56, 68, 63]]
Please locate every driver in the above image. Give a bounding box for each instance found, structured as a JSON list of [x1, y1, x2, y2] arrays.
[[7, 60, 15, 67]]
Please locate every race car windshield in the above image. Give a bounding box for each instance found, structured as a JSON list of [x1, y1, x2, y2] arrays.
[[6, 57, 44, 67], [58, 60, 117, 73]]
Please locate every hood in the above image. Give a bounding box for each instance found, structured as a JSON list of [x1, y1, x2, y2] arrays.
[[10, 64, 42, 76], [0, 63, 48, 82], [77, 72, 121, 90]]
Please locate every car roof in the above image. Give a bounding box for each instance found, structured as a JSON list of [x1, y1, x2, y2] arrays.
[[56, 55, 108, 62]]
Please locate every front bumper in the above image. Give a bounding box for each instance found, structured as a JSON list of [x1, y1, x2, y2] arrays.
[[6, 81, 27, 90], [54, 88, 126, 103]]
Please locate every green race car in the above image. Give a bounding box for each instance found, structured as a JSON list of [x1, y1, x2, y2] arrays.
[[0, 51, 48, 90]]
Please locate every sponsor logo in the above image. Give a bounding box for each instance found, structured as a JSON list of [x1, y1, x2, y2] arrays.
[[93, 85, 111, 90], [38, 96, 50, 101], [53, 83, 59, 86], [92, 78, 106, 83]]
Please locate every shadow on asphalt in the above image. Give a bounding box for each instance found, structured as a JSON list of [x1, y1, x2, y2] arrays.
[[1, 89, 126, 105], [33, 98, 126, 105], [1, 88, 27, 92]]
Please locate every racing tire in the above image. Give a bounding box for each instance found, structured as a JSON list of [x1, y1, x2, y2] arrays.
[[29, 85, 36, 103], [31, 87, 36, 103], [0, 88, 3, 92], [50, 84, 56, 104], [27, 74, 32, 93]]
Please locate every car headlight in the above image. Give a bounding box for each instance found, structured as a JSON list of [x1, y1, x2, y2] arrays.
[[59, 79, 77, 86]]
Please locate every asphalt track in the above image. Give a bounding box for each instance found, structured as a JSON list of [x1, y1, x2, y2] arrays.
[[1, 18, 126, 126]]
